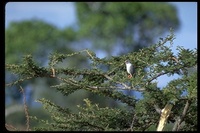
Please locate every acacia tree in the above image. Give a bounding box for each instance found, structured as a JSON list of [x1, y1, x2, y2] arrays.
[[5, 2, 180, 113], [5, 30, 197, 131]]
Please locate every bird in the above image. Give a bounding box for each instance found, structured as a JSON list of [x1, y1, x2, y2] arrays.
[[125, 60, 134, 78]]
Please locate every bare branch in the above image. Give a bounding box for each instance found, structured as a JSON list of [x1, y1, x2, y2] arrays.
[[148, 71, 169, 83], [157, 103, 173, 131], [88, 85, 146, 91], [19, 86, 30, 131], [5, 123, 17, 131], [172, 100, 190, 131]]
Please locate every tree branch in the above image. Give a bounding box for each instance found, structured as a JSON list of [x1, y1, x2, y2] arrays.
[[103, 74, 146, 91], [172, 100, 190, 131], [77, 121, 105, 131], [56, 72, 146, 92], [5, 76, 33, 87], [157, 103, 173, 131], [88, 85, 145, 91], [129, 114, 137, 131], [154, 104, 162, 114], [19, 86, 30, 131], [148, 71, 169, 83]]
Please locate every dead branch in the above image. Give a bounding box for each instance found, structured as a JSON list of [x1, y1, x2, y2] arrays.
[[172, 100, 190, 131], [157, 103, 173, 131]]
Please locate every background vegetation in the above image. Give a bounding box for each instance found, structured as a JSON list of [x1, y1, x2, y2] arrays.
[[5, 2, 197, 131]]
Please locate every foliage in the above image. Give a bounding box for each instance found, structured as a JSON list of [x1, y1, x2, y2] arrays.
[[5, 31, 197, 131], [76, 2, 179, 54], [5, 19, 77, 64], [5, 2, 180, 111], [31, 98, 132, 131], [5, 107, 51, 131], [5, 19, 86, 105]]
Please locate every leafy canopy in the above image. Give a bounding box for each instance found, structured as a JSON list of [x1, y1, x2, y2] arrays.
[[76, 2, 179, 54], [6, 30, 197, 131]]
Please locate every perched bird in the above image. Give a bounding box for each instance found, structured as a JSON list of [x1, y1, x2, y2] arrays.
[[125, 60, 134, 78]]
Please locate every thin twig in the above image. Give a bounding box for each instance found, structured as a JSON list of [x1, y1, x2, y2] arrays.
[[5, 76, 33, 87], [148, 71, 169, 83], [19, 86, 30, 131], [5, 123, 17, 131], [103, 74, 129, 88], [85, 49, 95, 60], [130, 114, 137, 131], [88, 85, 145, 91], [170, 56, 179, 63], [56, 76, 80, 88]]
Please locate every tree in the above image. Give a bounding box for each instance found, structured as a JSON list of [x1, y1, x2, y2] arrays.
[[5, 20, 90, 130], [6, 2, 180, 109], [5, 19, 77, 64], [5, 2, 182, 130], [6, 2, 180, 94], [74, 1, 180, 108], [5, 19, 87, 107], [5, 31, 197, 131], [76, 2, 179, 55]]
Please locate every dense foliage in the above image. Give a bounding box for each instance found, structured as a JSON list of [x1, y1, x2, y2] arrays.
[[76, 2, 179, 54], [6, 31, 197, 131], [5, 2, 180, 108]]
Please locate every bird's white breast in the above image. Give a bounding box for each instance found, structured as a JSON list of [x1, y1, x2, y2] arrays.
[[126, 63, 132, 73]]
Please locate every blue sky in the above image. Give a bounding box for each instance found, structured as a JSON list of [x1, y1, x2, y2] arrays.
[[5, 2, 197, 88], [5, 2, 197, 50]]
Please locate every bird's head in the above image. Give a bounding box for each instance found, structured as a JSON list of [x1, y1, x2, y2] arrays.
[[125, 60, 131, 64]]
